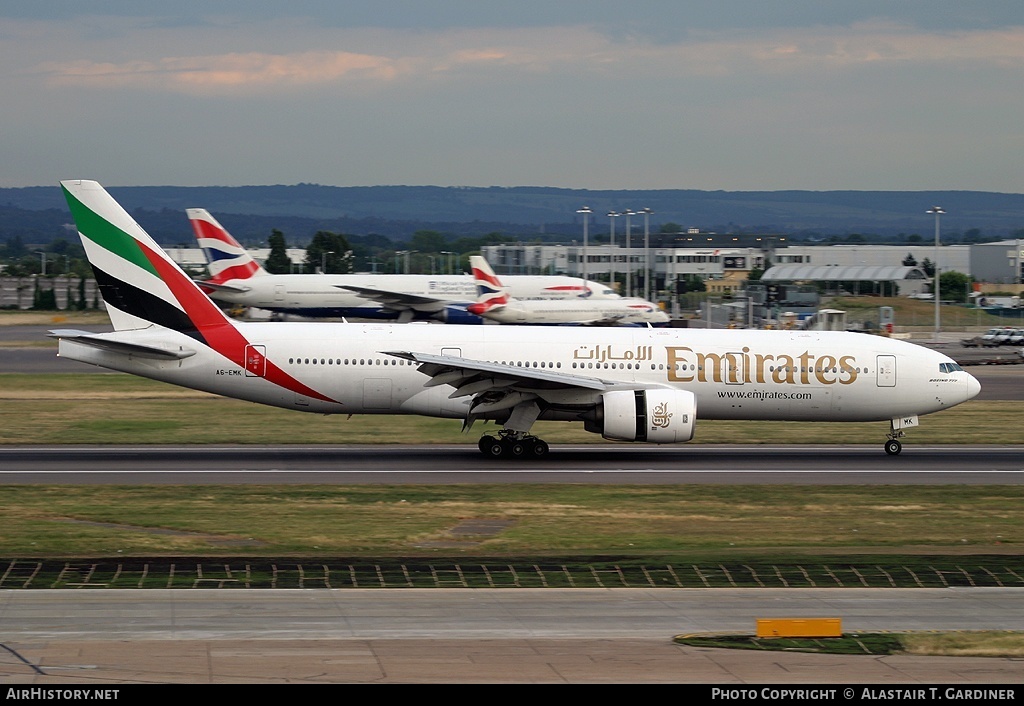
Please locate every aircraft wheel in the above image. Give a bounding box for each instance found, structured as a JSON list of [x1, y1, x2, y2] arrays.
[[483, 438, 505, 457], [504, 439, 526, 457], [478, 435, 496, 454], [884, 439, 902, 456], [528, 439, 549, 458]]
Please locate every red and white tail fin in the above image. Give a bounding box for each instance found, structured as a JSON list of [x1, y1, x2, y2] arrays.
[[467, 255, 510, 315], [186, 208, 267, 284]]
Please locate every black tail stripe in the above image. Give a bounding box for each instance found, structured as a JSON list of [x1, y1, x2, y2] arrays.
[[91, 265, 208, 345]]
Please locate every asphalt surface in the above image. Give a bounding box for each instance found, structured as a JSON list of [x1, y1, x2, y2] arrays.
[[1, 444, 1023, 484], [3, 589, 1024, 684]]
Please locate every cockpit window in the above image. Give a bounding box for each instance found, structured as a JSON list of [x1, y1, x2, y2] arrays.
[[939, 363, 964, 373]]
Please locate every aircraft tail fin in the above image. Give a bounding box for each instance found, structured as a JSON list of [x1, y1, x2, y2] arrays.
[[186, 208, 267, 283], [61, 180, 234, 338], [467, 255, 509, 315]]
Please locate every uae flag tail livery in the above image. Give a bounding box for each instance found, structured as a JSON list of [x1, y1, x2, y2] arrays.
[[52, 180, 981, 459], [56, 180, 334, 405]]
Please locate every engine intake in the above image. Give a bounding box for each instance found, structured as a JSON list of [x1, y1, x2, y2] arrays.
[[598, 389, 696, 443]]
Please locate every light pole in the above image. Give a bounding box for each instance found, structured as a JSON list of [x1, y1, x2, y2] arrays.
[[321, 250, 334, 274], [607, 210, 620, 291], [623, 209, 635, 297], [36, 251, 47, 276], [576, 206, 592, 283], [640, 208, 654, 301], [927, 206, 945, 341]]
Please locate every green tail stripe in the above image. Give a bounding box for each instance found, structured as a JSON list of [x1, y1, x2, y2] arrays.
[[62, 185, 160, 278]]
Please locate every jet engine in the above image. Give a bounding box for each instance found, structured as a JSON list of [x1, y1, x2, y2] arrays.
[[431, 306, 485, 325], [593, 389, 696, 443]]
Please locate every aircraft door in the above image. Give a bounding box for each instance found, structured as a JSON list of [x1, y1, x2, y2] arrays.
[[274, 284, 285, 302], [441, 347, 462, 358], [362, 378, 393, 409], [244, 345, 267, 377], [876, 355, 896, 387]]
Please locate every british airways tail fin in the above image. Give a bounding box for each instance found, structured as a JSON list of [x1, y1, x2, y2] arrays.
[[467, 255, 509, 315], [61, 180, 234, 337], [186, 208, 266, 284]]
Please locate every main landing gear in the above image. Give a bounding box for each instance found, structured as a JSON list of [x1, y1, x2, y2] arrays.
[[478, 430, 550, 459]]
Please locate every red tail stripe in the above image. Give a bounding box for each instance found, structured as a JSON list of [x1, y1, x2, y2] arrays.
[[208, 261, 260, 284], [138, 241, 337, 404], [471, 268, 503, 288], [189, 218, 237, 245]]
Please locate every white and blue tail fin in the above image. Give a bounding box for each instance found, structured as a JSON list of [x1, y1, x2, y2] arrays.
[[186, 208, 267, 284], [467, 255, 510, 316]]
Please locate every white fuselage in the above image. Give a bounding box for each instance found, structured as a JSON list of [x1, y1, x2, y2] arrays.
[[482, 298, 670, 325], [59, 323, 979, 428], [207, 273, 619, 317]]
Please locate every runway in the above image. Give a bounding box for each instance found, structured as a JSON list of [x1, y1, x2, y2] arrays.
[[3, 588, 1023, 684], [1, 444, 1022, 484]]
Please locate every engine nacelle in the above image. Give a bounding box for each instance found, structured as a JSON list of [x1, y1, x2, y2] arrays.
[[599, 389, 696, 443], [431, 306, 485, 325]]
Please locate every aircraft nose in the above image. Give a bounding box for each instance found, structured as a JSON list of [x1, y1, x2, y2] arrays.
[[965, 372, 982, 401]]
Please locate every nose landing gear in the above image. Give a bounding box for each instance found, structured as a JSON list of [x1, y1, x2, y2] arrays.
[[884, 415, 918, 456]]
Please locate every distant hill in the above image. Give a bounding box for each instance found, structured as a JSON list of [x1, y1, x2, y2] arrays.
[[2, 184, 1022, 245]]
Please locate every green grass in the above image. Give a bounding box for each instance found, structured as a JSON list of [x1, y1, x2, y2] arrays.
[[2, 484, 1022, 556]]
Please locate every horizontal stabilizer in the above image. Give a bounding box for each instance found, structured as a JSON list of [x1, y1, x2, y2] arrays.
[[48, 329, 197, 360]]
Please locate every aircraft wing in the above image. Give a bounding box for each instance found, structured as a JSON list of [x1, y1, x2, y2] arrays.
[[575, 314, 629, 326], [384, 350, 610, 393], [48, 329, 197, 360], [335, 285, 448, 312], [384, 349, 670, 426]]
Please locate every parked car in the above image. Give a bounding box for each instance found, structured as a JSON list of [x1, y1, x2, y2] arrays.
[[981, 327, 1016, 346]]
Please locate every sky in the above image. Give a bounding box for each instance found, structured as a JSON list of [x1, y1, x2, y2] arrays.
[[2, 1, 1023, 192]]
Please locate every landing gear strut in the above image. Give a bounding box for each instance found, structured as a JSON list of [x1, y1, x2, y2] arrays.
[[478, 430, 549, 459], [883, 416, 919, 456]]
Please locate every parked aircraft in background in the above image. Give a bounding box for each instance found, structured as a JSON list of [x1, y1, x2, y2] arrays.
[[55, 181, 980, 457], [468, 256, 668, 326], [187, 208, 618, 323]]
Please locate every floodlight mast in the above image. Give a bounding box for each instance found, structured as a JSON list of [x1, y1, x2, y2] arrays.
[[927, 206, 945, 342], [640, 207, 653, 301], [607, 211, 620, 291], [576, 206, 592, 283]]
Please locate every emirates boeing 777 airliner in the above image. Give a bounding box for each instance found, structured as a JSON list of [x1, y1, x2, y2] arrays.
[[52, 181, 980, 458]]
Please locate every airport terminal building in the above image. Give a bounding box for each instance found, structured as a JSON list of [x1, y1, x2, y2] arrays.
[[480, 237, 974, 299]]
